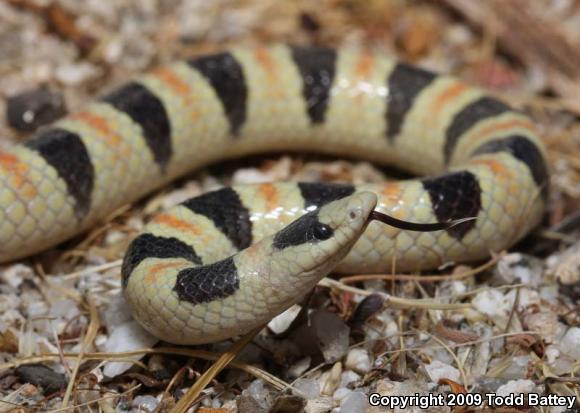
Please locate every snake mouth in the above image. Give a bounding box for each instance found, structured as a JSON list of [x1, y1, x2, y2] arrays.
[[306, 242, 356, 275]]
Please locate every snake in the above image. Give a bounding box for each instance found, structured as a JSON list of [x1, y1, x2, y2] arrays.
[[0, 45, 548, 344]]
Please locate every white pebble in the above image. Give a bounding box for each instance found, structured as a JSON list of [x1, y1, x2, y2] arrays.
[[425, 360, 461, 383], [287, 356, 312, 379], [49, 299, 80, 318], [102, 321, 158, 377], [472, 290, 509, 318], [101, 293, 134, 331], [539, 285, 559, 303], [232, 168, 272, 184], [496, 379, 535, 397], [55, 62, 100, 86], [267, 305, 301, 335], [339, 391, 367, 413], [344, 348, 371, 374], [340, 371, 360, 388], [545, 345, 560, 364], [545, 340, 578, 376], [0, 264, 33, 289], [450, 281, 467, 295], [505, 287, 540, 310], [333, 387, 352, 401], [104, 230, 126, 246], [294, 378, 320, 400], [103, 38, 123, 64], [132, 395, 158, 412], [496, 253, 544, 286], [548, 241, 580, 285], [559, 327, 580, 359], [499, 355, 531, 379], [375, 378, 429, 397], [523, 311, 563, 343], [304, 397, 336, 413], [238, 379, 272, 412]]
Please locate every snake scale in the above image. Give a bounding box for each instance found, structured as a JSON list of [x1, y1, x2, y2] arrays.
[[0, 45, 548, 344]]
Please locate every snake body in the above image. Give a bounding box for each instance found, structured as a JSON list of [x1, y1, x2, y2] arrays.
[[0, 45, 548, 344]]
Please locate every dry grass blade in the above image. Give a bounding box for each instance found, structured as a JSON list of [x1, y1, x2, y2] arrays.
[[434, 321, 480, 344], [60, 296, 100, 409], [63, 260, 122, 280], [0, 346, 288, 391], [438, 378, 468, 394], [170, 326, 263, 413], [60, 332, 85, 410], [319, 278, 471, 310], [414, 329, 468, 387], [375, 331, 542, 358]]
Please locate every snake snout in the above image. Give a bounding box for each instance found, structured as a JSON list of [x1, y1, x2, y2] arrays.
[[345, 191, 378, 227]]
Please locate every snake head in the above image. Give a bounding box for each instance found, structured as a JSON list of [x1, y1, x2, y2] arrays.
[[267, 191, 378, 279]]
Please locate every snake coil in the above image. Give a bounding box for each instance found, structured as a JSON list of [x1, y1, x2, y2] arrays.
[[0, 45, 548, 343]]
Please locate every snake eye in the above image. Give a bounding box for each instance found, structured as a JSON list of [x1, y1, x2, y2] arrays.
[[312, 223, 333, 241]]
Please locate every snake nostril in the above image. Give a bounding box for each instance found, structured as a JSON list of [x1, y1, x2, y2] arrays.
[[349, 211, 357, 220]]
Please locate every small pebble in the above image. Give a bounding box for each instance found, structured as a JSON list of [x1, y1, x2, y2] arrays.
[[320, 362, 343, 396], [350, 294, 384, 327], [232, 167, 273, 184], [15, 364, 67, 395], [504, 287, 540, 310], [287, 356, 312, 379], [132, 395, 159, 412], [344, 348, 371, 374], [0, 264, 34, 289], [102, 320, 158, 377], [268, 304, 302, 335], [340, 370, 361, 388], [6, 87, 66, 132], [472, 289, 511, 326], [237, 379, 273, 413], [294, 378, 320, 400], [270, 394, 307, 413], [559, 327, 580, 359], [101, 293, 135, 331], [49, 298, 80, 319], [471, 377, 509, 393], [494, 253, 544, 287], [332, 387, 352, 401], [548, 241, 580, 285], [310, 309, 350, 362], [424, 360, 461, 383], [55, 62, 100, 86], [523, 310, 563, 343], [545, 345, 560, 364], [499, 355, 532, 379], [495, 379, 535, 397], [77, 388, 101, 408], [304, 397, 336, 413], [339, 391, 367, 413]]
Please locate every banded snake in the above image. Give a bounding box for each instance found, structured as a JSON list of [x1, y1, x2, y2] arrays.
[[0, 45, 548, 343]]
